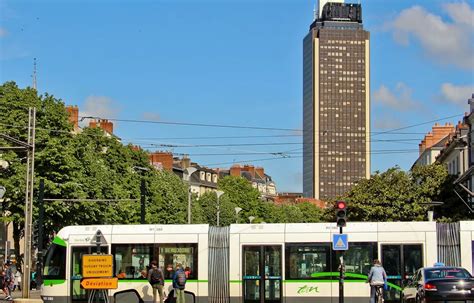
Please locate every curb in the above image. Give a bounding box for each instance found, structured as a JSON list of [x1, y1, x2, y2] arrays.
[[13, 299, 42, 303]]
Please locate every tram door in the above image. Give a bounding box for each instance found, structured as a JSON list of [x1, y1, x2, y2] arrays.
[[381, 244, 423, 303], [243, 245, 282, 303], [70, 246, 108, 303]]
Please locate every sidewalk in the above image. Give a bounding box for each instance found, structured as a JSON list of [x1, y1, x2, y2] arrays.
[[0, 289, 42, 302]]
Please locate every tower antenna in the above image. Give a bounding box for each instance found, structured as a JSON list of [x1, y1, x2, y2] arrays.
[[33, 58, 37, 90]]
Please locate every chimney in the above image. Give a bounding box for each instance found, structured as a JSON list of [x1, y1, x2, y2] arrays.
[[149, 151, 173, 171], [181, 155, 191, 169], [230, 164, 241, 177], [242, 165, 256, 178], [89, 119, 114, 134], [419, 122, 455, 155], [431, 122, 453, 145], [98, 119, 113, 134], [65, 105, 79, 130], [255, 167, 265, 179]]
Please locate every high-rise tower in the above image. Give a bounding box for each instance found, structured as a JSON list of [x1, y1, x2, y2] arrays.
[[303, 0, 370, 199]]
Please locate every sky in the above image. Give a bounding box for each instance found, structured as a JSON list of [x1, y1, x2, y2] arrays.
[[1, 0, 473, 193]]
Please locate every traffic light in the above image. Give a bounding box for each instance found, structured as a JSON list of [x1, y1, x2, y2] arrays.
[[335, 201, 347, 227]]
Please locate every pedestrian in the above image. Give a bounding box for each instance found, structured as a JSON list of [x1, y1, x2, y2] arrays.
[[3, 261, 14, 301], [184, 267, 191, 279], [15, 271, 21, 292], [165, 264, 174, 280], [147, 260, 164, 303], [367, 259, 387, 303], [13, 270, 20, 292], [0, 267, 5, 296], [172, 263, 186, 303]]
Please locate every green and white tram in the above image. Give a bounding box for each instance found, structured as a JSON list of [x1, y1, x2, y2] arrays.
[[41, 221, 474, 303]]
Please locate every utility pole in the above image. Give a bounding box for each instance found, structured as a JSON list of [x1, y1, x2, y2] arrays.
[[22, 107, 36, 299], [36, 179, 45, 289], [140, 179, 146, 224]]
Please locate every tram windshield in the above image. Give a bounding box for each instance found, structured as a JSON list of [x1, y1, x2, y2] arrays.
[[43, 243, 66, 279]]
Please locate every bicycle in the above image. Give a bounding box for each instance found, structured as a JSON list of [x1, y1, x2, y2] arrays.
[[374, 284, 384, 303]]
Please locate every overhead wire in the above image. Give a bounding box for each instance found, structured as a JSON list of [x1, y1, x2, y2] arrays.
[[0, 112, 461, 161]]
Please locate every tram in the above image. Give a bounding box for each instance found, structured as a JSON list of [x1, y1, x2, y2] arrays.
[[40, 221, 474, 303]]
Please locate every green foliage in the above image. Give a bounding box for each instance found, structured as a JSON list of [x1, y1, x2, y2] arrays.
[[145, 170, 188, 224], [188, 176, 326, 225], [340, 164, 468, 222], [0, 82, 190, 269], [217, 176, 262, 221]]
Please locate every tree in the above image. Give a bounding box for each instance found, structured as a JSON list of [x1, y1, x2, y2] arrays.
[[339, 164, 466, 222], [0, 82, 193, 272], [0, 82, 75, 271], [217, 176, 264, 223], [195, 191, 236, 226], [145, 169, 188, 224]]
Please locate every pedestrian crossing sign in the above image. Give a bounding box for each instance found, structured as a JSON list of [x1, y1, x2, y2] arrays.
[[332, 234, 349, 251]]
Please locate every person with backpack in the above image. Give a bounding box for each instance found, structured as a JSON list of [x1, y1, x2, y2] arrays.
[[3, 261, 13, 301], [147, 261, 164, 303], [172, 263, 186, 303]]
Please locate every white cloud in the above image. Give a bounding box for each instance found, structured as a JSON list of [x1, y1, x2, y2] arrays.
[[443, 2, 474, 28], [388, 2, 474, 70], [79, 96, 121, 127], [373, 82, 420, 111], [441, 83, 474, 106], [0, 27, 7, 38]]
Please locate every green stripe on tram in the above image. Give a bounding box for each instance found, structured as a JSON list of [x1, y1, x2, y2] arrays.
[[311, 272, 402, 291], [43, 279, 66, 286], [52, 236, 67, 247], [118, 279, 208, 283], [231, 272, 402, 292]]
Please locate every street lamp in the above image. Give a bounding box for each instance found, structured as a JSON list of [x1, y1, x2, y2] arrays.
[[234, 207, 242, 224], [248, 216, 255, 224], [420, 201, 444, 221], [216, 190, 224, 227], [183, 167, 197, 224]]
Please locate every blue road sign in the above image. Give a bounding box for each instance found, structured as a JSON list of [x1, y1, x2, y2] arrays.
[[332, 234, 349, 251]]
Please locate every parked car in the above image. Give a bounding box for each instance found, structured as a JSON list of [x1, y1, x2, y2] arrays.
[[402, 266, 474, 302]]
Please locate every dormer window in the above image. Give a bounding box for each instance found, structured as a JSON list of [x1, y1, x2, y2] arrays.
[[200, 171, 205, 181], [212, 174, 218, 183], [206, 172, 211, 182]]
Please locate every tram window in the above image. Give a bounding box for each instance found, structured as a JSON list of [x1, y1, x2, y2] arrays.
[[157, 244, 198, 280], [285, 244, 330, 280], [403, 245, 422, 277], [333, 242, 377, 279], [43, 243, 66, 280], [112, 244, 153, 279]]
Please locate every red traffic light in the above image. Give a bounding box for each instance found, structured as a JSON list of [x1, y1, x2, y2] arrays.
[[336, 201, 346, 209], [335, 201, 347, 228]]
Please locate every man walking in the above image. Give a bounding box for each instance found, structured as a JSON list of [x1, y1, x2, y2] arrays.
[[3, 261, 13, 301], [367, 259, 387, 303], [147, 261, 164, 303], [172, 263, 186, 303]]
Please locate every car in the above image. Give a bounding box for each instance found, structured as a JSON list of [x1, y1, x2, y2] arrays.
[[402, 266, 474, 303]]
